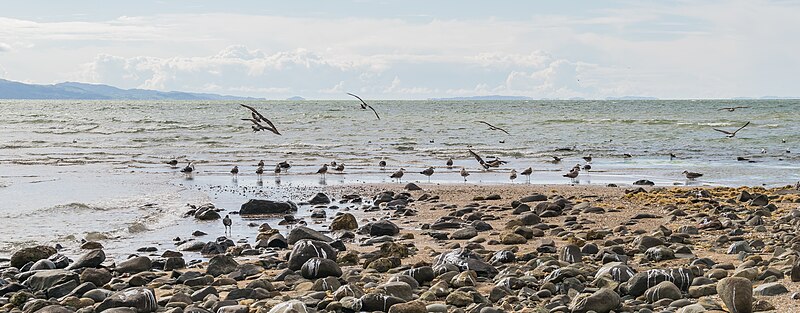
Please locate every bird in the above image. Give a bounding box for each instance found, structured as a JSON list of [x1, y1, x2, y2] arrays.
[[509, 169, 517, 182], [257, 160, 265, 167], [521, 167, 532, 182], [712, 121, 750, 138], [230, 166, 239, 176], [165, 159, 178, 167], [240, 104, 281, 135], [563, 167, 579, 182], [330, 161, 338, 167], [255, 165, 264, 176], [317, 164, 328, 178], [583, 154, 593, 163], [278, 161, 291, 171], [468, 149, 506, 170], [446, 158, 453, 168], [551, 156, 562, 163], [222, 214, 232, 234], [180, 162, 194, 174], [683, 170, 703, 179], [390, 168, 405, 182], [346, 93, 381, 120], [420, 167, 434, 182], [460, 167, 470, 182], [623, 153, 632, 158], [761, 148, 767, 154], [274, 164, 281, 175], [718, 106, 749, 112], [583, 164, 592, 171], [477, 121, 510, 135], [334, 163, 345, 172], [669, 153, 677, 160], [379, 160, 387, 169]]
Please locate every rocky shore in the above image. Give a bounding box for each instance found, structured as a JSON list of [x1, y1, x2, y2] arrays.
[[2, 183, 800, 313]]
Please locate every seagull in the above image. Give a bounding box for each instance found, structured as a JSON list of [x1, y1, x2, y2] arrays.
[[683, 170, 703, 179], [551, 156, 562, 163], [334, 163, 345, 172], [379, 160, 387, 169], [460, 167, 470, 182], [180, 162, 195, 174], [563, 167, 579, 182], [240, 104, 281, 135], [230, 166, 239, 176], [390, 168, 405, 182], [713, 121, 750, 138], [274, 164, 281, 175], [257, 160, 265, 167], [718, 106, 749, 112], [509, 169, 517, 182], [521, 167, 532, 182], [346, 93, 381, 120], [583, 154, 593, 163], [255, 165, 264, 176], [420, 167, 434, 182], [623, 153, 632, 158], [278, 161, 291, 171], [165, 159, 179, 167], [317, 164, 328, 178], [222, 214, 232, 234], [477, 121, 510, 135], [446, 158, 453, 169], [669, 153, 677, 160]]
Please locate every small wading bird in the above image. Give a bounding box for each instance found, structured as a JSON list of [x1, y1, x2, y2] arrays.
[[166, 159, 179, 167], [509, 169, 517, 182], [683, 170, 703, 179], [420, 167, 434, 182], [521, 167, 532, 182], [460, 167, 470, 182], [222, 214, 232, 234], [346, 93, 381, 120], [240, 104, 281, 135], [390, 168, 405, 182], [274, 164, 281, 175], [477, 121, 510, 135], [317, 164, 328, 178], [230, 166, 239, 176], [446, 158, 453, 168], [713, 121, 750, 138], [180, 162, 194, 174], [718, 106, 750, 112]]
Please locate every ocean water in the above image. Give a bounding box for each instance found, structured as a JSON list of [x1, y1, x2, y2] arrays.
[[0, 99, 798, 255]]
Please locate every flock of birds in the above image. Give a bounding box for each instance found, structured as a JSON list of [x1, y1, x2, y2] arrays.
[[165, 100, 775, 185]]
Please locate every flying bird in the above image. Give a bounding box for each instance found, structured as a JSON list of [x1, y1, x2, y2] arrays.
[[712, 121, 750, 138], [718, 106, 750, 112], [477, 121, 510, 135], [347, 93, 381, 120], [240, 104, 281, 135]]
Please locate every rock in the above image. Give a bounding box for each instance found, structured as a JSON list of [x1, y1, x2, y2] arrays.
[[331, 213, 358, 231], [95, 287, 158, 313], [259, 233, 288, 249], [387, 300, 426, 313], [287, 226, 333, 244], [287, 240, 337, 270], [752, 299, 775, 311], [300, 257, 342, 279], [404, 183, 422, 191], [310, 208, 326, 218], [206, 255, 238, 277], [445, 290, 473, 307], [308, 193, 331, 205], [749, 194, 769, 206], [434, 248, 498, 278], [10, 245, 57, 268], [217, 305, 249, 313], [570, 288, 621, 313], [334, 284, 365, 300], [115, 256, 152, 274], [727, 241, 753, 254], [31, 305, 75, 313], [519, 212, 541, 225], [627, 268, 695, 296], [177, 241, 205, 252], [717, 277, 752, 313], [644, 246, 675, 262], [195, 209, 220, 220], [520, 194, 547, 202], [267, 300, 309, 313], [633, 179, 655, 186], [368, 220, 400, 236], [239, 199, 298, 215], [792, 260, 800, 282], [500, 232, 527, 244], [403, 266, 435, 284], [644, 281, 682, 303], [80, 268, 112, 286], [164, 257, 186, 270], [23, 269, 79, 291], [559, 245, 582, 263], [451, 226, 478, 240], [29, 259, 56, 271], [596, 262, 636, 282], [377, 282, 414, 301], [360, 293, 406, 312], [753, 282, 788, 296], [678, 304, 707, 313]]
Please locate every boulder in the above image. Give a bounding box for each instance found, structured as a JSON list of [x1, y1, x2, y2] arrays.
[[23, 269, 79, 291], [95, 287, 158, 313], [570, 288, 621, 313], [308, 193, 331, 205], [287, 226, 333, 244], [10, 245, 57, 268], [267, 300, 308, 313], [300, 257, 342, 279], [331, 213, 358, 231], [115, 256, 152, 274], [287, 240, 337, 270], [239, 199, 298, 215], [717, 277, 752, 313], [206, 255, 239, 277], [644, 281, 682, 303], [368, 220, 400, 236], [434, 248, 498, 278]]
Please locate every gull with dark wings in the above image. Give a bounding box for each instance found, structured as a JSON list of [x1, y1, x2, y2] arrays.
[[713, 121, 750, 138], [476, 121, 510, 135], [718, 106, 750, 112], [346, 93, 381, 120], [240, 104, 281, 135]]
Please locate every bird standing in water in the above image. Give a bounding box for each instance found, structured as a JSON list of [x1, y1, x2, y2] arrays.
[[390, 168, 405, 183], [180, 162, 195, 175], [420, 167, 434, 182], [521, 167, 532, 183], [222, 214, 232, 235], [255, 165, 264, 177], [509, 169, 517, 182], [379, 159, 387, 170], [460, 167, 470, 182], [446, 158, 454, 169], [230, 166, 239, 176], [317, 164, 328, 178]]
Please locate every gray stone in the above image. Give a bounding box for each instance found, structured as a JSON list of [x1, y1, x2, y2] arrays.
[[115, 256, 152, 274], [717, 277, 752, 313], [287, 239, 337, 270], [10, 245, 56, 268], [300, 257, 342, 279], [206, 255, 238, 277], [570, 288, 621, 313], [644, 281, 682, 303], [753, 282, 788, 296], [95, 287, 158, 313], [239, 199, 298, 215], [287, 226, 333, 244]]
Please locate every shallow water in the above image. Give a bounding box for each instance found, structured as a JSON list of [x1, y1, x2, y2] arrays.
[[0, 99, 798, 255]]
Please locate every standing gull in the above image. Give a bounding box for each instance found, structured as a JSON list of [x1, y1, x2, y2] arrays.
[[683, 170, 703, 179], [390, 168, 405, 183], [563, 167, 579, 182], [420, 167, 434, 182], [240, 104, 281, 135], [317, 164, 328, 178], [477, 121, 510, 135], [222, 214, 232, 234], [460, 167, 470, 182], [255, 165, 264, 177], [521, 167, 532, 183], [446, 158, 453, 169], [230, 166, 239, 176], [257, 160, 265, 167], [509, 169, 517, 182], [346, 93, 381, 120], [713, 121, 750, 138]]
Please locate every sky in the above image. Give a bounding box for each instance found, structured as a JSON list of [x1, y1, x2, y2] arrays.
[[0, 0, 798, 99]]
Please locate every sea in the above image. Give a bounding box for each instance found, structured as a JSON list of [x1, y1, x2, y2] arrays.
[[0, 99, 797, 257]]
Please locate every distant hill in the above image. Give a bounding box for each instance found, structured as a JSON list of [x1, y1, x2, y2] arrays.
[[0, 79, 261, 100], [428, 95, 534, 100], [286, 96, 306, 100], [605, 96, 659, 100]]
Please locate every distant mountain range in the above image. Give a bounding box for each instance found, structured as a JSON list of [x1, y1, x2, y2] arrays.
[[429, 95, 534, 100], [0, 79, 261, 100]]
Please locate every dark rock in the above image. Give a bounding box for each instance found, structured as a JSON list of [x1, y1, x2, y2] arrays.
[[177, 241, 205, 252], [239, 199, 298, 215], [308, 193, 331, 205], [402, 266, 435, 284], [47, 253, 70, 269], [627, 268, 695, 296], [644, 281, 682, 303], [559, 245, 582, 263], [206, 255, 238, 277], [287, 226, 333, 244], [268, 300, 308, 313], [368, 220, 400, 236], [29, 259, 56, 271], [23, 269, 79, 291], [753, 282, 788, 296], [195, 209, 220, 220], [95, 287, 158, 313], [115, 256, 152, 274], [288, 240, 337, 270], [404, 183, 422, 191], [10, 245, 57, 268], [633, 179, 655, 186], [570, 288, 620, 313], [387, 300, 426, 313], [749, 194, 769, 206], [520, 194, 547, 202], [300, 257, 342, 279], [434, 248, 498, 278], [331, 213, 358, 231], [450, 226, 478, 240], [360, 293, 406, 312]]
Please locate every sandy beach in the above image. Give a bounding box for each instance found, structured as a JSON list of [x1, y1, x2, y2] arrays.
[[3, 181, 800, 312]]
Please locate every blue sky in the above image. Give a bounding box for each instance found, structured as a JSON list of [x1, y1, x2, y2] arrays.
[[0, 0, 798, 99]]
